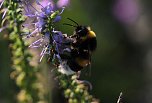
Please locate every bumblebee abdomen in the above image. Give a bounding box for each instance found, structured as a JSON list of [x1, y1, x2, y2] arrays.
[[88, 37, 97, 52], [67, 59, 83, 72], [77, 37, 97, 52]]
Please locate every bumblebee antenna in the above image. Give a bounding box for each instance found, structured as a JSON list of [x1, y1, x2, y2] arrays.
[[67, 18, 79, 26], [63, 23, 77, 27]]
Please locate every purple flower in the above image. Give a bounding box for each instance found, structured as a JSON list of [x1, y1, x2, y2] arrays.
[[21, 1, 73, 64], [24, 1, 65, 38], [113, 0, 140, 25], [23, 0, 67, 62]]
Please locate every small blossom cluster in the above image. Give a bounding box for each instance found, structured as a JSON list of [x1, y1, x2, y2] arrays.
[[23, 1, 64, 62]]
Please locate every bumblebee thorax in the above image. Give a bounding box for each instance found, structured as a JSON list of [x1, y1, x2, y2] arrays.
[[75, 26, 88, 37]]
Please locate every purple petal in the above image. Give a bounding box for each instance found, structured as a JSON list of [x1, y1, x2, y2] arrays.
[[36, 0, 44, 8], [36, 17, 46, 28], [57, 0, 70, 8], [44, 32, 50, 43], [26, 28, 38, 38], [2, 9, 7, 19], [0, 25, 7, 32], [39, 45, 49, 62], [53, 15, 61, 22], [52, 31, 63, 43], [22, 23, 36, 27], [0, 0, 5, 8], [25, 14, 36, 17], [41, 2, 54, 15], [29, 38, 43, 48], [37, 12, 46, 18], [40, 0, 53, 9], [44, 6, 52, 15]]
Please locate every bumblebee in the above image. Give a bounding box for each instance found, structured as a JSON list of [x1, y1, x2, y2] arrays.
[[58, 18, 97, 75]]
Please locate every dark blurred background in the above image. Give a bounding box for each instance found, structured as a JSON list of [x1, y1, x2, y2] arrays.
[[1, 0, 152, 103]]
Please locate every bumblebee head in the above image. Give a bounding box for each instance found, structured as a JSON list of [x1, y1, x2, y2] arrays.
[[64, 18, 96, 39], [75, 26, 96, 39], [75, 26, 88, 37]]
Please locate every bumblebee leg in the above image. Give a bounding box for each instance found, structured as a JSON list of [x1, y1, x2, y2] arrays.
[[75, 71, 92, 90], [76, 79, 92, 91], [76, 71, 81, 79], [69, 34, 77, 38]]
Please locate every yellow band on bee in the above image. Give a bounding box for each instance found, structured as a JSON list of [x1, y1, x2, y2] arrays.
[[88, 31, 96, 38], [76, 57, 90, 67]]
